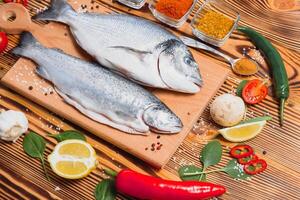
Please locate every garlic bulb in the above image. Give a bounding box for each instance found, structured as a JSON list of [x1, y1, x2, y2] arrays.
[[0, 110, 28, 142], [210, 94, 246, 127]]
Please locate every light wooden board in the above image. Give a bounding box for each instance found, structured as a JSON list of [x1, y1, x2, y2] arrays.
[[0, 1, 229, 168]]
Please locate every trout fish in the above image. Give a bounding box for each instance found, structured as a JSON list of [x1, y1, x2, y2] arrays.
[[13, 32, 183, 135]]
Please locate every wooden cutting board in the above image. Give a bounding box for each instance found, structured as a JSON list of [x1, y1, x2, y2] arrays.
[[0, 1, 229, 168]]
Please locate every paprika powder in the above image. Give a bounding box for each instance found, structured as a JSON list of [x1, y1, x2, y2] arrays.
[[156, 0, 194, 19]]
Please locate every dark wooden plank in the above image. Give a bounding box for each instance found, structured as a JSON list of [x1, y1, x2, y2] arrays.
[[0, 0, 300, 199]]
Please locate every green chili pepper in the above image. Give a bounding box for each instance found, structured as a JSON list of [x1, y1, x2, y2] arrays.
[[237, 26, 289, 126]]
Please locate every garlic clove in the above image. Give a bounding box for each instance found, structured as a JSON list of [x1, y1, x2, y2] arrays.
[[0, 110, 29, 142]]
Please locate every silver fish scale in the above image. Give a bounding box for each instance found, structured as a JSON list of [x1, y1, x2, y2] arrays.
[[67, 13, 179, 51], [27, 46, 162, 117], [34, 0, 202, 93]]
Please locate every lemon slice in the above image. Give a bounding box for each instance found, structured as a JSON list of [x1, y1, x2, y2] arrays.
[[218, 121, 266, 142], [48, 139, 97, 179]]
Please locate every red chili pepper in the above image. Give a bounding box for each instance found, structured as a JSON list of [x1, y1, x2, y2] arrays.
[[0, 32, 8, 53], [238, 154, 258, 165], [22, 0, 28, 7], [3, 0, 28, 7], [115, 169, 226, 200], [230, 145, 254, 159], [244, 159, 267, 175]]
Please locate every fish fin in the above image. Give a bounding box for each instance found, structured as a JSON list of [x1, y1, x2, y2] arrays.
[[12, 32, 40, 57], [102, 61, 156, 87], [108, 46, 152, 61], [55, 88, 149, 135], [112, 111, 150, 133], [33, 0, 73, 22], [36, 66, 51, 81], [108, 67, 152, 87]]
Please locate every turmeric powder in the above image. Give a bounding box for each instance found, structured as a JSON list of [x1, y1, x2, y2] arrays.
[[195, 10, 234, 39], [233, 58, 258, 75]]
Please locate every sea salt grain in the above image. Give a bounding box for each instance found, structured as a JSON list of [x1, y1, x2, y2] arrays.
[[54, 186, 61, 191]]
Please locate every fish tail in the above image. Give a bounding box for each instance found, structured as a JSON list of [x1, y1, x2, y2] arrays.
[[32, 0, 74, 22], [12, 32, 40, 57]]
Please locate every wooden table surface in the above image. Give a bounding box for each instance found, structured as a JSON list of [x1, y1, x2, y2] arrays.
[[1, 0, 300, 199]]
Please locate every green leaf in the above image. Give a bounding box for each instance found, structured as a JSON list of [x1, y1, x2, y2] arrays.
[[23, 132, 49, 180], [236, 80, 248, 97], [23, 132, 46, 158], [48, 130, 86, 142], [222, 159, 250, 180], [178, 165, 206, 181], [200, 140, 222, 169], [239, 116, 272, 125], [94, 179, 116, 200], [199, 173, 206, 181]]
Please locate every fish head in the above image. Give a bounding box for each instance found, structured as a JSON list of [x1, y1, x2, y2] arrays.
[[158, 39, 203, 93], [143, 105, 183, 134]]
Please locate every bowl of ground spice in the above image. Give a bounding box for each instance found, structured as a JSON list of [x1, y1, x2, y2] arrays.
[[191, 0, 240, 46], [149, 0, 197, 28]]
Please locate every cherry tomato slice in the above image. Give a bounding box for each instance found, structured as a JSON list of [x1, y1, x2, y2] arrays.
[[0, 32, 8, 53], [230, 145, 254, 159], [238, 154, 258, 165], [242, 79, 268, 104], [244, 159, 267, 175]]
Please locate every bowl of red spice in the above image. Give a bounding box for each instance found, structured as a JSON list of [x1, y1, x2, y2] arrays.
[[191, 0, 240, 46], [149, 0, 197, 28]]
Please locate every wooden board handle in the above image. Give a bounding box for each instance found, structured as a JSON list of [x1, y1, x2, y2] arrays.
[[0, 3, 32, 34]]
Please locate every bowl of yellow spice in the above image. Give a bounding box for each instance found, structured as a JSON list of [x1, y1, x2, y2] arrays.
[[191, 0, 240, 46]]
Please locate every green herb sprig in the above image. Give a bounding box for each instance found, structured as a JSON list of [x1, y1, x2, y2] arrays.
[[236, 80, 248, 97], [23, 132, 50, 180], [179, 140, 250, 181], [94, 179, 117, 200], [94, 169, 117, 200], [239, 116, 272, 125], [48, 130, 86, 142]]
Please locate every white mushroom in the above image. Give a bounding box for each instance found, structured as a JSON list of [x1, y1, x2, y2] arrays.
[[210, 94, 246, 127], [0, 110, 28, 142]]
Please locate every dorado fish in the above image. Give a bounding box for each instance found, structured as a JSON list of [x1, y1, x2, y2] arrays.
[[13, 32, 183, 135], [33, 0, 203, 93]]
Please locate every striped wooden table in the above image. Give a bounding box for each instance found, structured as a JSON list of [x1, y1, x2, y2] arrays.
[[1, 0, 300, 199]]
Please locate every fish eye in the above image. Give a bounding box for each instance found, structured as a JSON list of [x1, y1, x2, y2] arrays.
[[168, 116, 177, 121], [184, 56, 193, 65]]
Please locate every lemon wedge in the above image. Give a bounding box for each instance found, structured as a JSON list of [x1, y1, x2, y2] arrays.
[[218, 121, 266, 142], [48, 139, 97, 179]]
